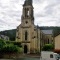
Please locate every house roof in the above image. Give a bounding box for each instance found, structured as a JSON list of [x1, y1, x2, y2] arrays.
[[42, 30, 53, 34]]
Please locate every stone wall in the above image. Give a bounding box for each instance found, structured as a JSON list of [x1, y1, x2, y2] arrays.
[[0, 53, 23, 59]]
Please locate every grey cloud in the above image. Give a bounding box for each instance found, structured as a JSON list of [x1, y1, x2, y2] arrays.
[[45, 7, 53, 16], [10, 0, 20, 3], [10, 0, 24, 5], [35, 13, 46, 17], [34, 0, 60, 26], [0, 0, 60, 31], [33, 0, 40, 3], [44, 0, 60, 15], [0, 19, 8, 25], [6, 11, 21, 18]]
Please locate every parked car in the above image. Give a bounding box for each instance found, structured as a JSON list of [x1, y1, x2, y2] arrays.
[[40, 51, 60, 60]]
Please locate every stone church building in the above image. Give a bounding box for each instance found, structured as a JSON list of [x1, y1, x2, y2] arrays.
[[16, 0, 53, 54], [16, 0, 40, 54]]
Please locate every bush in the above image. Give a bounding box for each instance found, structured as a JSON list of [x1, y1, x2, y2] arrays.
[[0, 39, 6, 51], [18, 48, 23, 53], [42, 44, 54, 51], [12, 42, 22, 47], [2, 44, 18, 53], [0, 39, 23, 53]]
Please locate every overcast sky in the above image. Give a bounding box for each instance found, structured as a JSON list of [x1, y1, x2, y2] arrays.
[[0, 0, 60, 31]]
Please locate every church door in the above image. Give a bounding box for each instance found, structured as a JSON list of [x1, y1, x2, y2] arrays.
[[24, 45, 28, 53]]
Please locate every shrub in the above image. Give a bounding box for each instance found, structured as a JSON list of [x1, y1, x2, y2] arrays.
[[0, 39, 23, 53], [42, 44, 54, 51], [18, 48, 23, 53], [0, 39, 6, 51], [12, 42, 22, 47], [2, 43, 23, 53], [2, 44, 17, 53]]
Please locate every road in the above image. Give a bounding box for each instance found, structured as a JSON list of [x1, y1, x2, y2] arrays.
[[15, 57, 40, 60]]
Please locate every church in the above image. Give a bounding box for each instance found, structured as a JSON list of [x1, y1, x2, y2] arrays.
[[16, 0, 53, 54], [16, 0, 40, 54]]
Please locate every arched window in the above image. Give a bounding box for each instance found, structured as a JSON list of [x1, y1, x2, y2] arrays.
[[27, 10, 29, 16], [48, 39, 49, 44], [25, 8, 29, 18], [25, 31, 28, 40], [25, 8, 27, 17]]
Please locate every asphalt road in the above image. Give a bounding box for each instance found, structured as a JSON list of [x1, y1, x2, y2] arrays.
[[0, 57, 40, 60], [15, 57, 40, 60]]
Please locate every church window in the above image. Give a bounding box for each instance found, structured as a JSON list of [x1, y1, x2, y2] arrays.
[[25, 8, 27, 17], [26, 8, 29, 17], [27, 10, 29, 16], [25, 21, 28, 24], [34, 36, 36, 38], [25, 31, 28, 40], [48, 39, 49, 44], [34, 29, 36, 31], [25, 8, 30, 18]]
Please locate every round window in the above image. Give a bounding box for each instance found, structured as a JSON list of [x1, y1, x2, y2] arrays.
[[25, 21, 28, 24]]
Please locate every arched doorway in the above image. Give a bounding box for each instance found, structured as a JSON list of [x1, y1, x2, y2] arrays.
[[24, 45, 28, 53]]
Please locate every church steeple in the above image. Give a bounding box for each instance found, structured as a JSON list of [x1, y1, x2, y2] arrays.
[[21, 0, 34, 24], [23, 0, 32, 6]]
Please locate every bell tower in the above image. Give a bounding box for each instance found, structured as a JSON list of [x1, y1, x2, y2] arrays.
[[21, 0, 34, 24]]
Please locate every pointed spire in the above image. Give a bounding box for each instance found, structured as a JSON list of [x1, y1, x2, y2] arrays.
[[23, 0, 32, 6]]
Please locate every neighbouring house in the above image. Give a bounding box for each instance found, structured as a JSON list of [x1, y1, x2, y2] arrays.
[[41, 30, 53, 45], [0, 35, 9, 41], [54, 34, 60, 53]]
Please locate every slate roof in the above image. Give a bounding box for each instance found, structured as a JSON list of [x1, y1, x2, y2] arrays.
[[42, 30, 53, 34]]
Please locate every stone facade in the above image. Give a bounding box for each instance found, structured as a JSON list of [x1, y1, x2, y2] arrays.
[[16, 0, 40, 54]]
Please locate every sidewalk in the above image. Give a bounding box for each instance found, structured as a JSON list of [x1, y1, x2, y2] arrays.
[[22, 54, 40, 58]]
